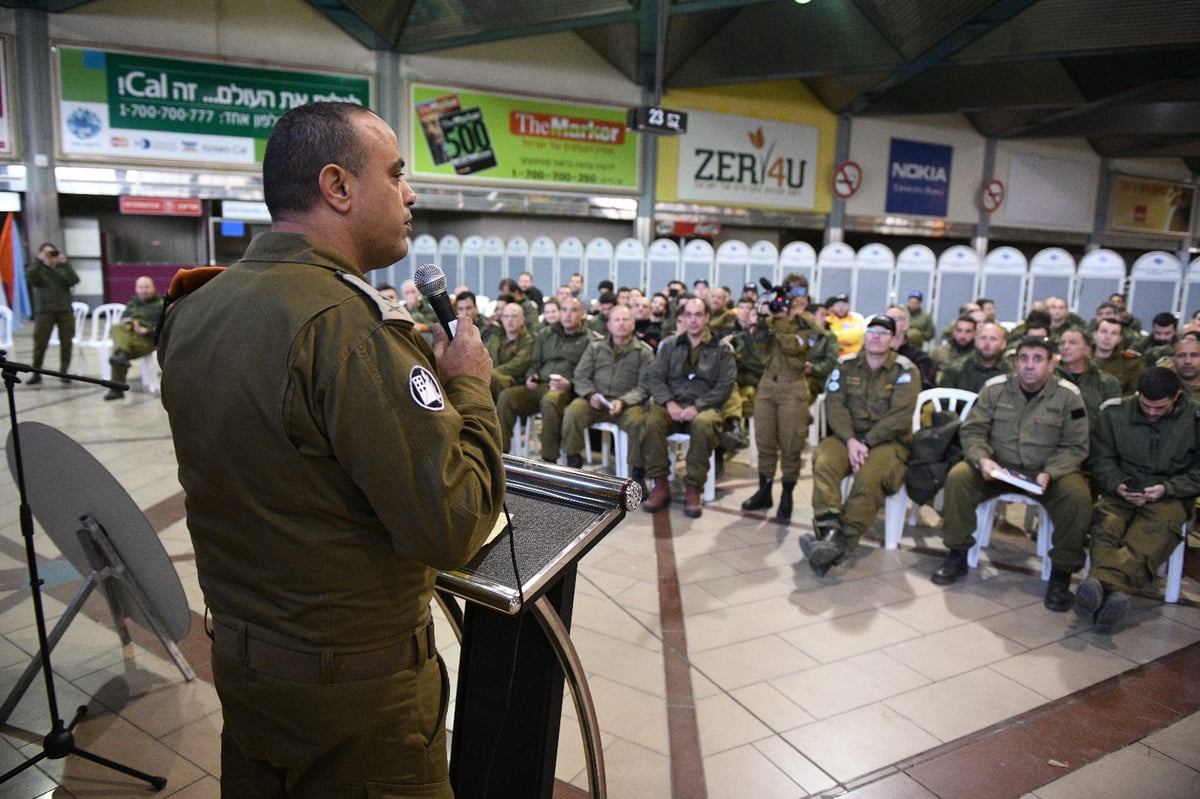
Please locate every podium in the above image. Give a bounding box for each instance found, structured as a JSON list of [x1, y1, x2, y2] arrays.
[[439, 456, 639, 799]]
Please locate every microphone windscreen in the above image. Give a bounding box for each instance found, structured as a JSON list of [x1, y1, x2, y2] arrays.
[[413, 263, 448, 298]]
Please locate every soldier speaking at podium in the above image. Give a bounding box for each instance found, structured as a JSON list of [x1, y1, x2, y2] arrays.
[[158, 102, 504, 798]]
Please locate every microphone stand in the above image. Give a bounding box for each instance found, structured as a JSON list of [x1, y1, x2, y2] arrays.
[[0, 351, 165, 791]]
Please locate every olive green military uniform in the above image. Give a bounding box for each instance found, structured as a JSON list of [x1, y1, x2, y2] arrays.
[[109, 293, 165, 387], [1089, 395, 1200, 593], [1097, 349, 1144, 395], [729, 327, 763, 417], [908, 310, 936, 346], [642, 330, 736, 486], [812, 351, 919, 543], [939, 352, 1011, 393], [585, 311, 609, 336], [26, 258, 80, 372], [752, 313, 813, 482], [941, 374, 1091, 572], [1054, 360, 1121, 432], [561, 335, 655, 465], [496, 323, 594, 458], [805, 327, 839, 400], [158, 232, 504, 798], [407, 297, 438, 330], [486, 326, 535, 398], [931, 340, 974, 373]]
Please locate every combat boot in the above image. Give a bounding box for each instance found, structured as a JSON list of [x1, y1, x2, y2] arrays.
[[642, 478, 671, 513], [683, 484, 703, 518], [805, 532, 851, 577], [931, 548, 969, 585], [565, 454, 584, 469], [741, 475, 773, 512], [775, 480, 795, 521]]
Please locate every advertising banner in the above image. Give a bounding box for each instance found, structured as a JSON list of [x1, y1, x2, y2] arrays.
[[885, 138, 952, 217], [676, 111, 819, 211], [1110, 174, 1194, 235], [409, 83, 639, 192], [55, 45, 371, 168]]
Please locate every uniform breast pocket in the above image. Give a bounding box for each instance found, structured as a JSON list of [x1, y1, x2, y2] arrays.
[[1030, 410, 1065, 440]]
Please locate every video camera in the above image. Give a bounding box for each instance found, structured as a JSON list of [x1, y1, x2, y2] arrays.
[[758, 277, 805, 315]]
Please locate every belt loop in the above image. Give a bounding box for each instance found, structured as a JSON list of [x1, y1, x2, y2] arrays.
[[203, 607, 214, 641], [320, 650, 336, 685], [415, 621, 435, 673]]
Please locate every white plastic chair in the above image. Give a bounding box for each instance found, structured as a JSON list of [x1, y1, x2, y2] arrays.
[[1075, 249, 1125, 320], [77, 302, 125, 378], [980, 247, 1028, 326], [1162, 533, 1187, 604], [0, 306, 13, 348], [1128, 251, 1183, 324], [140, 354, 160, 394], [666, 432, 716, 502], [587, 421, 629, 478], [972, 493, 1055, 580], [50, 301, 89, 348]]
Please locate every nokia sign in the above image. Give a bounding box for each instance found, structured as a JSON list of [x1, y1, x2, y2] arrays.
[[886, 138, 953, 217]]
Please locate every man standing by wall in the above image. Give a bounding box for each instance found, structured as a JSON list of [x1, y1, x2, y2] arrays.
[[158, 102, 504, 798], [25, 242, 80, 383]]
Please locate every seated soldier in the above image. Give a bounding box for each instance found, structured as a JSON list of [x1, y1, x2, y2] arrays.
[[931, 315, 977, 373], [804, 302, 840, 401], [561, 305, 654, 482], [939, 321, 1009, 393], [1170, 334, 1200, 402], [1077, 367, 1200, 633], [801, 315, 919, 576], [640, 298, 736, 519], [1053, 327, 1120, 432], [496, 297, 592, 461], [1093, 316, 1143, 395], [931, 336, 1091, 612], [105, 276, 164, 401], [485, 302, 535, 399], [1132, 311, 1178, 366]]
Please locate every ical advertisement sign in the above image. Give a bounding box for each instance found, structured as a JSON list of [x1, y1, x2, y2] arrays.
[[676, 111, 819, 211], [885, 138, 952, 217], [55, 45, 371, 167], [1110, 174, 1194, 235], [409, 83, 639, 192]]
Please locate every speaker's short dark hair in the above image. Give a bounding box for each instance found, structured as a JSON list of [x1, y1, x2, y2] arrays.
[[263, 102, 371, 220]]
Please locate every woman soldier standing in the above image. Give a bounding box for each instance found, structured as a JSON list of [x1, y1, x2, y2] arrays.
[[740, 274, 815, 520]]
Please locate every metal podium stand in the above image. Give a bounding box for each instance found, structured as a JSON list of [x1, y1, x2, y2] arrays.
[[438, 456, 639, 799]]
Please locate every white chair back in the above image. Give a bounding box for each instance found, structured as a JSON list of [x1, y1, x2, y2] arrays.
[[1027, 248, 1076, 318], [715, 240, 750, 292], [1075, 249, 1125, 319], [747, 240, 780, 291], [681, 239, 715, 289], [933, 246, 981, 332], [980, 247, 1028, 325], [850, 242, 894, 318], [614, 238, 645, 293], [778, 241, 816, 288], [438, 234, 462, 289], [645, 238, 681, 295], [1128, 251, 1183, 326], [814, 242, 854, 304]]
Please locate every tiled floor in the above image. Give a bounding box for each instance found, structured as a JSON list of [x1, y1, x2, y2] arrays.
[[0, 329, 1197, 798]]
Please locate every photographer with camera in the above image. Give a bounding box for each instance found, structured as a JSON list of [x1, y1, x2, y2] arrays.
[[740, 274, 816, 521], [25, 242, 81, 384]]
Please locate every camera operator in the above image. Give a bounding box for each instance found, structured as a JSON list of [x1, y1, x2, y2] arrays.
[[25, 242, 81, 383], [740, 275, 816, 521]]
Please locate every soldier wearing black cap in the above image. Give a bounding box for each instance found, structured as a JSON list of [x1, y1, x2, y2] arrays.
[[802, 314, 920, 575]]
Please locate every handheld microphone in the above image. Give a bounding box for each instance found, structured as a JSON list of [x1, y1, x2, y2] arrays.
[[413, 263, 457, 339]]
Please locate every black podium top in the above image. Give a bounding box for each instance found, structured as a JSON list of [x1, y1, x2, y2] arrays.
[[436, 456, 636, 614]]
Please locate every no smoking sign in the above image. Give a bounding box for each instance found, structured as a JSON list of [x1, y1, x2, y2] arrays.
[[833, 161, 862, 199], [981, 179, 1004, 213]]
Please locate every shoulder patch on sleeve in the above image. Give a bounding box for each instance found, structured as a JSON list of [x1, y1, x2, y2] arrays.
[[409, 365, 445, 411], [1070, 407, 1086, 419], [339, 273, 415, 323], [896, 371, 912, 384]]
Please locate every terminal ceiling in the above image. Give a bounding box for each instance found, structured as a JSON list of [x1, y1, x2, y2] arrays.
[[15, 0, 1200, 173]]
